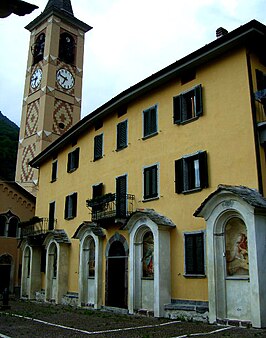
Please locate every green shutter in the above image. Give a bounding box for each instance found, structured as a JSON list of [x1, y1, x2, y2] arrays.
[[185, 235, 194, 274], [195, 85, 203, 117], [175, 158, 184, 193], [195, 234, 204, 274], [116, 175, 127, 217], [143, 106, 157, 137], [64, 195, 70, 219], [67, 152, 71, 172], [74, 148, 80, 169], [173, 95, 181, 124], [94, 134, 103, 160], [72, 192, 77, 218], [117, 120, 127, 149], [48, 201, 55, 230], [198, 151, 208, 189]]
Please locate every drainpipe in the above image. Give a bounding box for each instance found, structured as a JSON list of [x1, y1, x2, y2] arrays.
[[246, 51, 263, 195]]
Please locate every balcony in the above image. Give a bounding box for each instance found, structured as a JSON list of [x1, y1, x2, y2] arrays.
[[20, 217, 57, 239], [86, 193, 135, 224]]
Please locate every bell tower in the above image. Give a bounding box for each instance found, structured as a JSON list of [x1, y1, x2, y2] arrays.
[[15, 0, 92, 194]]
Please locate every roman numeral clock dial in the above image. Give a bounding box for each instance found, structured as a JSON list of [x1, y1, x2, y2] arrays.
[[56, 68, 74, 90]]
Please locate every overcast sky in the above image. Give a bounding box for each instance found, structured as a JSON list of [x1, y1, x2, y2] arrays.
[[0, 0, 265, 126]]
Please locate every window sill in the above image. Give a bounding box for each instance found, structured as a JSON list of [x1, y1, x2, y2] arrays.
[[141, 277, 154, 280], [182, 187, 202, 195], [50, 179, 57, 183], [142, 196, 159, 203], [65, 216, 75, 221], [93, 156, 103, 162], [116, 145, 128, 152], [183, 274, 206, 278], [175, 116, 199, 125], [225, 276, 250, 281], [67, 168, 77, 174], [142, 131, 158, 140]]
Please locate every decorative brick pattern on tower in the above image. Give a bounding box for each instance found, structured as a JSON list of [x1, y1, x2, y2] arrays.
[[15, 0, 92, 195]]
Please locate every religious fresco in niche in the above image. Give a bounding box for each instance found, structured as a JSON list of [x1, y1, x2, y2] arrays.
[[88, 239, 95, 277], [225, 217, 249, 276], [142, 231, 154, 278]]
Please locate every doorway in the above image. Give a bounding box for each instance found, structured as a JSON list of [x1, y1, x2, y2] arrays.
[[106, 238, 128, 308], [0, 255, 12, 293]]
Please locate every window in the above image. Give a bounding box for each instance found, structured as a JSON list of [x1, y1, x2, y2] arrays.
[[143, 164, 159, 200], [0, 213, 19, 238], [92, 183, 103, 199], [175, 151, 208, 194], [32, 33, 45, 65], [94, 134, 103, 161], [173, 85, 202, 124], [256, 69, 266, 91], [59, 32, 75, 65], [117, 120, 128, 150], [184, 232, 205, 276], [143, 105, 158, 138], [117, 106, 127, 117], [51, 160, 58, 182], [48, 201, 56, 230], [94, 119, 103, 131], [64, 192, 77, 219], [67, 148, 79, 173], [8, 217, 18, 237]]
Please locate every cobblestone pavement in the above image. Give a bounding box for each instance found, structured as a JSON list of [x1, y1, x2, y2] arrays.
[[0, 300, 266, 337]]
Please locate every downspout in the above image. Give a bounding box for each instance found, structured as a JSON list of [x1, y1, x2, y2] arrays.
[[246, 51, 263, 194]]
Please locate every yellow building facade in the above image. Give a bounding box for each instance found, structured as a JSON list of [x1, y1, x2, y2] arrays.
[[20, 16, 266, 328]]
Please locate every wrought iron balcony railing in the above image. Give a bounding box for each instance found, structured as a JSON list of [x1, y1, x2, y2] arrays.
[[86, 193, 135, 222], [20, 217, 57, 238]]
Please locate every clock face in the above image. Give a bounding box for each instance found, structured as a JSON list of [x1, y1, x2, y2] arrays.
[[56, 68, 74, 90], [30, 68, 42, 89]]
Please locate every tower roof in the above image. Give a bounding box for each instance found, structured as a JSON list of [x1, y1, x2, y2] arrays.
[[25, 0, 92, 33], [44, 0, 73, 16]]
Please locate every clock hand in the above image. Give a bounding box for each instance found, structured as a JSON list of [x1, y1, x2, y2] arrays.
[[59, 73, 68, 83]]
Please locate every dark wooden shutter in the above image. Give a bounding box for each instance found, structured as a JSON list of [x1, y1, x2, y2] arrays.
[[117, 120, 127, 149], [175, 158, 184, 193], [173, 95, 181, 124], [198, 151, 208, 189], [48, 201, 55, 230], [116, 175, 127, 217], [94, 134, 103, 160], [195, 85, 203, 117]]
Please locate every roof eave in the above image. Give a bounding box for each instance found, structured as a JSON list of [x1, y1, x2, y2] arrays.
[[29, 20, 266, 168], [25, 7, 92, 32]]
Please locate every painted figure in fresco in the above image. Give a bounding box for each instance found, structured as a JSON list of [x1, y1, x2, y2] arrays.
[[226, 232, 249, 276], [142, 231, 154, 277]]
